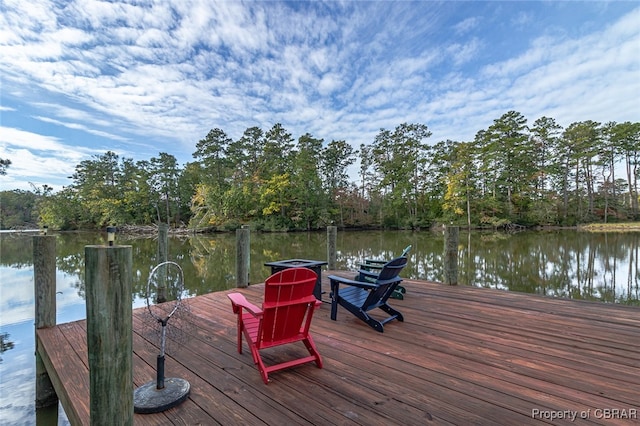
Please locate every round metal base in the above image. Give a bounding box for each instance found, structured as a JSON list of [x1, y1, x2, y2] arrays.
[[133, 378, 190, 414]]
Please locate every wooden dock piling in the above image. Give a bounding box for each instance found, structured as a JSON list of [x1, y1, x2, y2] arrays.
[[444, 225, 459, 285], [157, 223, 169, 303], [327, 225, 337, 270], [33, 235, 58, 409], [85, 245, 133, 425], [236, 226, 250, 287], [158, 222, 169, 263]]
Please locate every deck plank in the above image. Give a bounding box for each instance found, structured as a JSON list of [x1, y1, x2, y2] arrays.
[[37, 273, 640, 425]]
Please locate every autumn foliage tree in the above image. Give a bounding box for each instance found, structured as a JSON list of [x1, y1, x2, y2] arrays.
[[11, 112, 638, 232]]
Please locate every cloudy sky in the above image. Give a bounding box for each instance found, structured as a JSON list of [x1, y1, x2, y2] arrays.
[[1, 1, 638, 192]]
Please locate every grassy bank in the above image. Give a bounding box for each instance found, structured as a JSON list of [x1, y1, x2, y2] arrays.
[[579, 222, 640, 232]]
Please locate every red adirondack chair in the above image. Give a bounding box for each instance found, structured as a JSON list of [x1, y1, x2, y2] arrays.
[[227, 267, 323, 384]]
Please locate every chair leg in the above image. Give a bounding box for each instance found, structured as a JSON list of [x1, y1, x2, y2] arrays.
[[303, 337, 323, 368], [252, 350, 269, 384], [236, 318, 243, 354], [348, 308, 384, 332], [390, 289, 404, 300], [364, 316, 384, 332], [379, 304, 404, 322], [330, 294, 339, 320]]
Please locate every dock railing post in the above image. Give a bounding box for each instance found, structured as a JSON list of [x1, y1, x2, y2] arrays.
[[33, 234, 58, 409], [85, 244, 133, 426], [327, 225, 337, 270], [236, 225, 250, 288], [443, 225, 459, 285]]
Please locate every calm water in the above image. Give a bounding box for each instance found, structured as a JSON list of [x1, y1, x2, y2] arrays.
[[1, 229, 639, 425]]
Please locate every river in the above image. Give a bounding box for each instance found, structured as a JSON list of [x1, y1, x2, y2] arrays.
[[1, 229, 639, 424]]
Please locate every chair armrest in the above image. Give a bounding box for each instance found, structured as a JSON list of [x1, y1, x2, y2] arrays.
[[228, 293, 263, 317], [328, 275, 379, 291], [363, 259, 386, 266]]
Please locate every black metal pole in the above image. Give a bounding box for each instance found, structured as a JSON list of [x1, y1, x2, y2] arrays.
[[156, 355, 165, 389]]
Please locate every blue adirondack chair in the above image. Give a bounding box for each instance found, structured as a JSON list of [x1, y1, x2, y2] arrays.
[[328, 256, 408, 332]]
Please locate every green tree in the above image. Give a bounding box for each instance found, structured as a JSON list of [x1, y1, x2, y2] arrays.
[[291, 133, 325, 230], [193, 128, 231, 185], [481, 111, 532, 222], [610, 121, 640, 218], [178, 162, 204, 224], [225, 127, 265, 223], [0, 190, 38, 229], [563, 121, 602, 222], [530, 116, 563, 196], [599, 122, 622, 222], [69, 151, 122, 226], [528, 117, 563, 225], [38, 187, 84, 230], [149, 152, 181, 225], [0, 332, 15, 362], [260, 173, 292, 229], [321, 139, 356, 194], [371, 123, 431, 228], [0, 158, 11, 175], [262, 123, 295, 177], [423, 140, 455, 223], [321, 139, 357, 226], [119, 158, 154, 225], [192, 129, 232, 227], [357, 143, 377, 225], [235, 126, 265, 176], [441, 141, 477, 227]]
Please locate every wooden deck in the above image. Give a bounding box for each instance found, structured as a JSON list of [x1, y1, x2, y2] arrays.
[[37, 272, 640, 425]]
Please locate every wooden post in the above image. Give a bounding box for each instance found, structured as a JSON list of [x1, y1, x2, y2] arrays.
[[33, 235, 58, 409], [327, 226, 337, 270], [158, 222, 169, 264], [236, 226, 250, 288], [157, 223, 169, 303], [85, 245, 133, 426], [443, 226, 459, 285]]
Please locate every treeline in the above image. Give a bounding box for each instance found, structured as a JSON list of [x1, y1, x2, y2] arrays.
[[1, 111, 639, 231]]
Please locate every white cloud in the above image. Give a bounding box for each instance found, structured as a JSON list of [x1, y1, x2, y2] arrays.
[[0, 1, 638, 189], [0, 126, 106, 190], [454, 16, 481, 35], [485, 8, 640, 127], [511, 11, 534, 29], [32, 116, 129, 141], [447, 37, 482, 66], [32, 102, 112, 126], [1, 126, 75, 153]]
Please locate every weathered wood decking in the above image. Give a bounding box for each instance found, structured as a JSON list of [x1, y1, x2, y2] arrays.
[[37, 272, 640, 425]]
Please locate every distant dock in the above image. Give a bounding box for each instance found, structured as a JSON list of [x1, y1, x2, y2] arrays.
[[37, 273, 640, 425]]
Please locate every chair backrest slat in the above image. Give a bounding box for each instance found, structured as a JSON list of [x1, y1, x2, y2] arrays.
[[260, 268, 317, 345], [361, 257, 407, 310], [375, 256, 408, 281]]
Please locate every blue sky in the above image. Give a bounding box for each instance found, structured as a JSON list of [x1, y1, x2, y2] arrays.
[[1, 1, 639, 192]]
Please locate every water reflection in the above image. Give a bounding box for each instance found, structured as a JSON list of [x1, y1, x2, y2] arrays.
[[2, 229, 640, 313], [1, 229, 640, 425]]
